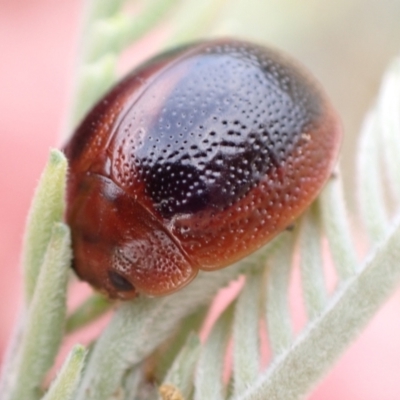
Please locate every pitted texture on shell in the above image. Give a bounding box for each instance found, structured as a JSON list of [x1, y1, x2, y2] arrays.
[[112, 229, 194, 294], [105, 40, 338, 269], [64, 38, 341, 298], [110, 42, 323, 219]]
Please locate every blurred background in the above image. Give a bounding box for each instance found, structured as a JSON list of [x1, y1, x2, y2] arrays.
[[1, 0, 400, 398]]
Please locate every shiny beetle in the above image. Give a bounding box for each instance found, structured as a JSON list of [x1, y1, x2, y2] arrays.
[[64, 38, 341, 300]]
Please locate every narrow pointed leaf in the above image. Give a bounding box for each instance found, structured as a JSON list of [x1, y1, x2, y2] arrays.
[[75, 240, 281, 400], [160, 333, 201, 399], [266, 233, 295, 357], [9, 223, 71, 400], [237, 218, 400, 400], [42, 345, 87, 400], [319, 176, 358, 280], [377, 58, 400, 201], [22, 149, 67, 303], [357, 112, 389, 242], [233, 272, 262, 396], [299, 206, 328, 319], [194, 303, 234, 400]]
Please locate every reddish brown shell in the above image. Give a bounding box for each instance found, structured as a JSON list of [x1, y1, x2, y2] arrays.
[[64, 38, 341, 300]]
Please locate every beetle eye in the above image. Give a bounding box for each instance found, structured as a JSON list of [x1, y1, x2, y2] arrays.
[[108, 270, 134, 292]]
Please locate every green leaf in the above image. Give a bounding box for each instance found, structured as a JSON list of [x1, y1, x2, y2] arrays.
[[357, 112, 389, 242], [233, 272, 262, 396], [9, 223, 71, 400], [72, 54, 117, 126], [74, 239, 281, 400], [67, 0, 182, 132], [318, 175, 358, 280], [194, 303, 234, 400], [160, 333, 201, 399], [66, 294, 112, 334], [299, 205, 328, 319], [154, 307, 208, 382], [42, 345, 87, 400], [265, 232, 296, 357], [237, 217, 400, 400], [22, 149, 67, 304], [85, 0, 128, 22], [377, 58, 400, 202]]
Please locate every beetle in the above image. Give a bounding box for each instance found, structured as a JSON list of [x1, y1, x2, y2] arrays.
[[64, 38, 341, 300]]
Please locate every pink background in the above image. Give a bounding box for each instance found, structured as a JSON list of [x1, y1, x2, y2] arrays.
[[1, 1, 400, 399]]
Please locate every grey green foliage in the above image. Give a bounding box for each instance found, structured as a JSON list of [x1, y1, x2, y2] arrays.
[[22, 150, 67, 303], [2, 1, 400, 399], [42, 346, 87, 400]]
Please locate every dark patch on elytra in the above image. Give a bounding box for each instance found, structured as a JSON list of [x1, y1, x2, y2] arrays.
[[134, 42, 322, 219]]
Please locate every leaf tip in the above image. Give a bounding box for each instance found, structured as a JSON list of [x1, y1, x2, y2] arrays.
[[49, 148, 67, 168]]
